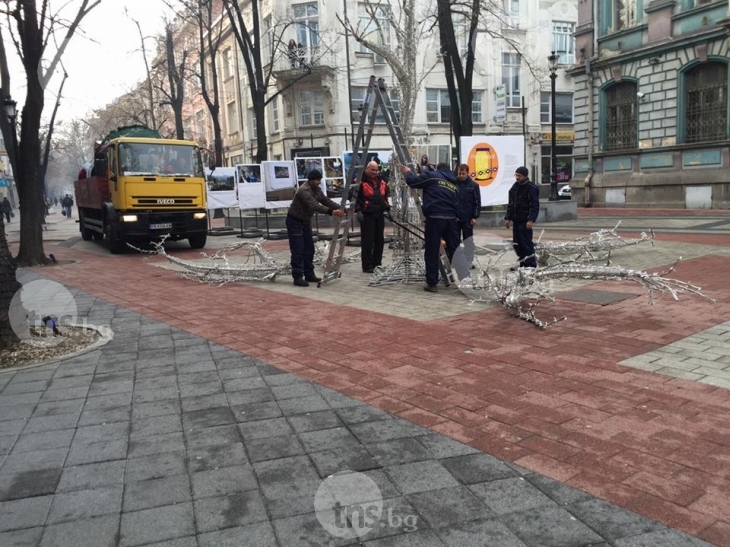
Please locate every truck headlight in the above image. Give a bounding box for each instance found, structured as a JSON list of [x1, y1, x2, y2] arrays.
[[121, 215, 138, 222], [193, 212, 207, 220]]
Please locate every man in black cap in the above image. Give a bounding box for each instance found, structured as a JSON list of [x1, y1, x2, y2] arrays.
[[286, 169, 345, 286], [504, 166, 540, 269]]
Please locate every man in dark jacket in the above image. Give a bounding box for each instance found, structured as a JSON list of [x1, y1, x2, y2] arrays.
[[456, 164, 481, 270], [401, 162, 460, 292], [354, 161, 389, 273], [504, 166, 540, 268], [1, 196, 12, 223], [287, 169, 345, 286]]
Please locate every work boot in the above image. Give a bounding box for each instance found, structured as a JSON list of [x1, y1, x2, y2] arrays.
[[293, 278, 309, 287], [423, 284, 438, 293], [305, 274, 321, 282]]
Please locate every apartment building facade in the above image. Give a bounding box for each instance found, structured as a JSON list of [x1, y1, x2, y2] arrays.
[[570, 0, 730, 207]]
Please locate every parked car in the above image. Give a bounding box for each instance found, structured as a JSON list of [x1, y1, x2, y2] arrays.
[[558, 185, 571, 199]]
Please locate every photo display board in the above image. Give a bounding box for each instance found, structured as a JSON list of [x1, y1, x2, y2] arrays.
[[263, 161, 297, 209], [235, 164, 265, 209], [323, 156, 345, 199], [205, 167, 238, 209], [459, 136, 525, 206]]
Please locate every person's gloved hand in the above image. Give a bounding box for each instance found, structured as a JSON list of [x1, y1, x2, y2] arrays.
[[356, 211, 364, 224]]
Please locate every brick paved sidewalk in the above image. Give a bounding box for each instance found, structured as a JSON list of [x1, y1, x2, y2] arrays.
[[0, 272, 712, 547]]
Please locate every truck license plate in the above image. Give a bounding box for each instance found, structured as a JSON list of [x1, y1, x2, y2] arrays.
[[150, 223, 173, 230]]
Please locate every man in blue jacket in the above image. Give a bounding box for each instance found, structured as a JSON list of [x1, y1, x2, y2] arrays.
[[504, 166, 540, 268], [400, 162, 460, 292], [456, 164, 481, 270]]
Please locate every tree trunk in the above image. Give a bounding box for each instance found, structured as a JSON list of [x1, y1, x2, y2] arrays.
[[212, 111, 223, 167], [0, 217, 21, 350], [254, 89, 267, 162]]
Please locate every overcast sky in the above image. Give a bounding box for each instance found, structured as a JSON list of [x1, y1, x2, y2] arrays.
[[8, 0, 173, 124]]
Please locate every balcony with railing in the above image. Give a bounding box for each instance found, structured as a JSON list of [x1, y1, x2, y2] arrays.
[[271, 46, 337, 80]]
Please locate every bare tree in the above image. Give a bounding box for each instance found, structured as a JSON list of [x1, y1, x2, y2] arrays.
[[155, 23, 189, 140], [130, 16, 158, 130]]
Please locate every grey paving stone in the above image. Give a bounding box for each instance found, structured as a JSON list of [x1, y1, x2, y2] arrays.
[[193, 491, 269, 533], [0, 447, 67, 474], [179, 381, 223, 399], [0, 527, 44, 547], [67, 438, 127, 466], [85, 392, 133, 409], [0, 435, 15, 455], [73, 422, 129, 445], [247, 434, 306, 462], [298, 427, 361, 453], [188, 442, 249, 472], [191, 465, 258, 499], [272, 511, 354, 547], [130, 414, 182, 440], [351, 420, 412, 444], [254, 363, 285, 376], [363, 529, 444, 547], [435, 516, 529, 547], [131, 399, 180, 419], [23, 413, 79, 434], [217, 366, 261, 381], [223, 377, 268, 393], [139, 536, 198, 547], [32, 399, 84, 417], [613, 528, 712, 546], [177, 371, 219, 386], [0, 495, 53, 532], [123, 475, 191, 512], [253, 456, 322, 501], [271, 383, 319, 400], [407, 485, 493, 528], [309, 446, 381, 478], [358, 497, 423, 542], [263, 373, 307, 387], [132, 387, 179, 404], [133, 375, 178, 391], [2, 380, 50, 394], [11, 429, 74, 454], [49, 375, 94, 390], [78, 405, 131, 427], [176, 361, 217, 374], [40, 386, 89, 402], [0, 393, 43, 407], [418, 435, 480, 459], [197, 521, 278, 547], [47, 485, 123, 523], [567, 498, 666, 541], [525, 474, 594, 506], [0, 419, 25, 437], [88, 380, 134, 397], [186, 425, 240, 449], [390, 418, 433, 437], [9, 369, 55, 383], [367, 438, 433, 466], [384, 460, 460, 495], [239, 418, 293, 441], [180, 393, 229, 413], [287, 410, 344, 433], [336, 405, 392, 424], [53, 364, 96, 379], [125, 451, 187, 482], [0, 404, 35, 421], [182, 407, 234, 429], [39, 514, 119, 547], [231, 401, 283, 423], [226, 388, 275, 406], [0, 468, 62, 501], [57, 460, 126, 492], [440, 453, 517, 485], [135, 365, 176, 380], [501, 505, 604, 547], [278, 395, 331, 416], [120, 503, 195, 547], [469, 477, 557, 516], [128, 432, 185, 457]]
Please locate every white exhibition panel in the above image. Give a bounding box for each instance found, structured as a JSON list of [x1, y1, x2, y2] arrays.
[[460, 136, 525, 207], [263, 161, 297, 210], [236, 164, 265, 209], [205, 167, 238, 209]]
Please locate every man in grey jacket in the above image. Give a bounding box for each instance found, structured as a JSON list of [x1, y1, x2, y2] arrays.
[[286, 170, 345, 286]]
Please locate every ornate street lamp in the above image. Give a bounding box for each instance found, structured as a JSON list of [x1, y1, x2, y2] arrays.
[[3, 97, 17, 122], [547, 51, 560, 201]]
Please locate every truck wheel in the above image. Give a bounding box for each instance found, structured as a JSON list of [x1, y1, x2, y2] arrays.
[[80, 214, 94, 241], [92, 232, 103, 241], [189, 234, 207, 249], [105, 221, 124, 254]]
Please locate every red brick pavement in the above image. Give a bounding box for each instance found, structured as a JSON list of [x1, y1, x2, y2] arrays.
[[35, 237, 730, 545]]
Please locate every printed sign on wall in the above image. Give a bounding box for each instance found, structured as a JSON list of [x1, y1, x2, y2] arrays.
[[460, 136, 525, 206]]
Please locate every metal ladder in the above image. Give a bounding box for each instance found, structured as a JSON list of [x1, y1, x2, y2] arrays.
[[318, 76, 456, 287]]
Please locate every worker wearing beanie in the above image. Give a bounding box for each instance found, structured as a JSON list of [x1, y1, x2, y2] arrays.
[[286, 169, 345, 286], [504, 166, 540, 269]]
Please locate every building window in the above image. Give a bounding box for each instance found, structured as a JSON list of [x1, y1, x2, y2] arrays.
[[600, 0, 641, 35], [222, 49, 232, 80], [249, 108, 257, 139], [426, 89, 451, 123], [540, 92, 574, 123], [684, 61, 728, 144], [294, 2, 320, 63], [503, 0, 520, 28], [227, 101, 238, 134], [552, 22, 575, 65], [271, 96, 280, 133], [195, 110, 206, 142], [351, 87, 399, 123], [300, 91, 324, 126], [502, 53, 521, 108], [472, 91, 483, 123], [541, 145, 573, 184], [453, 14, 469, 57], [604, 82, 637, 151], [358, 3, 391, 61]]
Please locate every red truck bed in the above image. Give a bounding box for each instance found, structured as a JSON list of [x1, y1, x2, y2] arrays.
[[74, 176, 110, 209]]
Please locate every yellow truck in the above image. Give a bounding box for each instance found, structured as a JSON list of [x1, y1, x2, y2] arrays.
[[74, 125, 208, 253]]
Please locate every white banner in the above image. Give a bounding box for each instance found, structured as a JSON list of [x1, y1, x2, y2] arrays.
[[205, 167, 238, 209], [263, 161, 297, 209], [235, 164, 265, 209], [460, 136, 525, 206]]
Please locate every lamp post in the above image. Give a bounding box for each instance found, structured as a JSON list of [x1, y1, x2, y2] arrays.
[[3, 97, 18, 207], [547, 51, 559, 201]]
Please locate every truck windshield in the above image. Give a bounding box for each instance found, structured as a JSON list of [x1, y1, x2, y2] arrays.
[[119, 143, 204, 177]]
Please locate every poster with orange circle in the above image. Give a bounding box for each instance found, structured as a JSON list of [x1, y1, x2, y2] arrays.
[[460, 136, 525, 206], [466, 144, 500, 187]]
